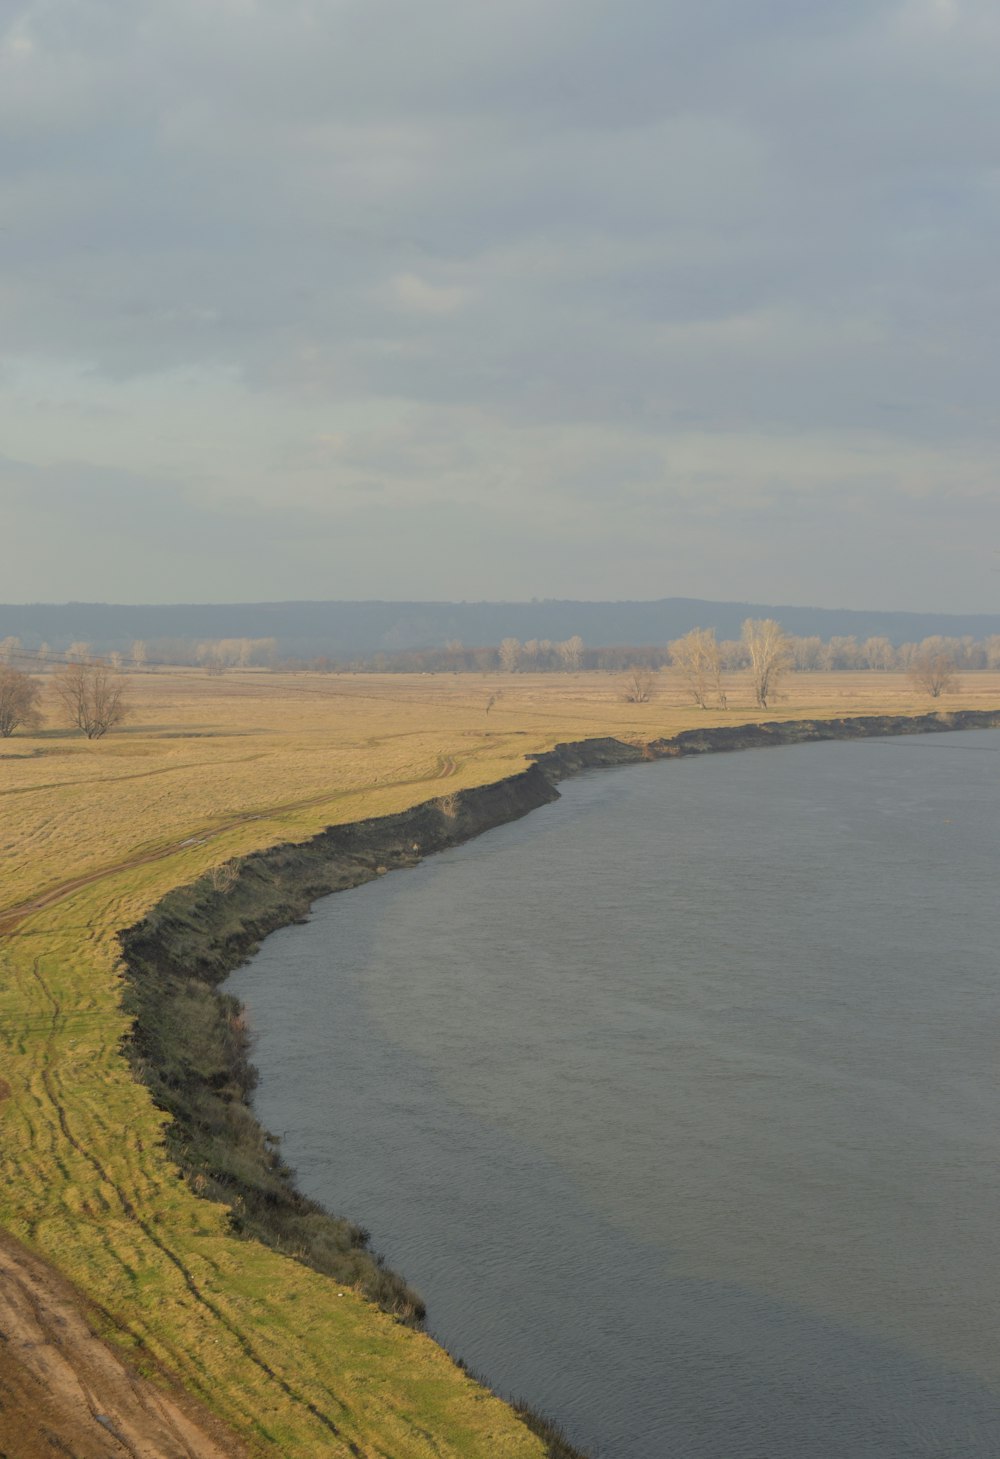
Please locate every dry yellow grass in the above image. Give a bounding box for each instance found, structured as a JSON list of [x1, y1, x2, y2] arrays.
[[1, 666, 998, 1455]]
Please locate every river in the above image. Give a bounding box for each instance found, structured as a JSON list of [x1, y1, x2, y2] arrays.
[[226, 729, 1000, 1457]]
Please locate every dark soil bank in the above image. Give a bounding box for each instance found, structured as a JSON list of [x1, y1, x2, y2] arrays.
[[119, 710, 1000, 1455]]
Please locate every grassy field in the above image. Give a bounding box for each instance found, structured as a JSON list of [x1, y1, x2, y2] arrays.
[[2, 666, 998, 1455]]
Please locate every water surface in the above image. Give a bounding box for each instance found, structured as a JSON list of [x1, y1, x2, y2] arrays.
[[228, 730, 1000, 1457]]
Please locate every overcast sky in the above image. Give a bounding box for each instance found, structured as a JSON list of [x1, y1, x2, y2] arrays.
[[1, 0, 997, 608]]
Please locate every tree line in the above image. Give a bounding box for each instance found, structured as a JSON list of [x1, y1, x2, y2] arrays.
[[296, 620, 962, 709], [0, 635, 280, 673], [668, 621, 962, 708], [273, 629, 1000, 679], [0, 619, 978, 739], [3, 628, 999, 677]]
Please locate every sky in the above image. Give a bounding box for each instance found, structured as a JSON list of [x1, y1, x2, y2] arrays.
[[1, 0, 998, 609]]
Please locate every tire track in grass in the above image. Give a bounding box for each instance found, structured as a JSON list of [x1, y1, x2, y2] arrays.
[[0, 747, 555, 1455], [24, 954, 363, 1455], [0, 1227, 245, 1459], [0, 757, 480, 934], [0, 751, 273, 800]]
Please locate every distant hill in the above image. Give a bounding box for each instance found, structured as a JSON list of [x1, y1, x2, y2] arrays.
[[2, 598, 999, 659]]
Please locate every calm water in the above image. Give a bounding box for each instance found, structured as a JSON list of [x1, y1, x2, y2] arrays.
[[227, 730, 1000, 1458]]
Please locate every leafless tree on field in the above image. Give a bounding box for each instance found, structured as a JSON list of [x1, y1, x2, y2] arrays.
[[53, 661, 130, 739], [0, 667, 44, 737], [823, 635, 862, 670], [907, 650, 958, 698], [863, 636, 896, 671], [720, 638, 748, 670], [131, 640, 148, 671], [669, 627, 726, 709], [485, 691, 502, 715], [742, 618, 793, 709], [0, 636, 21, 665], [199, 643, 226, 674], [790, 635, 824, 671], [557, 635, 584, 671], [195, 636, 277, 671], [622, 666, 656, 703], [67, 641, 91, 662], [498, 637, 521, 673]]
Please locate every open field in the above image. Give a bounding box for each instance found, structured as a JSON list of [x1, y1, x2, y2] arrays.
[[2, 667, 999, 1455]]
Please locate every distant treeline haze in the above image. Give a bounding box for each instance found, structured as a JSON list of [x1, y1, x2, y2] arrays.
[[3, 629, 1000, 676], [317, 632, 1000, 675]]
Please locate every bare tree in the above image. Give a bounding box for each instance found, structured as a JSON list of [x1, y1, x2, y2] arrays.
[[622, 666, 656, 703], [823, 635, 863, 670], [720, 638, 749, 670], [197, 641, 225, 674], [962, 636, 985, 670], [498, 637, 521, 673], [863, 636, 896, 671], [53, 661, 130, 739], [908, 650, 958, 699], [743, 618, 793, 709], [0, 667, 44, 737], [67, 641, 92, 662], [131, 640, 148, 671], [790, 635, 824, 671], [0, 635, 21, 665], [670, 627, 725, 709], [557, 635, 584, 671]]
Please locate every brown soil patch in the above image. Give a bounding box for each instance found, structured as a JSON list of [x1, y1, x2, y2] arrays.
[[0, 1228, 245, 1459]]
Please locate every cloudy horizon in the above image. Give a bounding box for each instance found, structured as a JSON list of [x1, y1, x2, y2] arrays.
[[1, 0, 997, 610]]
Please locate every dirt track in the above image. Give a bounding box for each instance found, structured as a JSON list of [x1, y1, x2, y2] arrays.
[[0, 749, 463, 936], [0, 1227, 245, 1459]]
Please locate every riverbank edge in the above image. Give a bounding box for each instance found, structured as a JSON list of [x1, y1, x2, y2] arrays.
[[118, 706, 1000, 1457]]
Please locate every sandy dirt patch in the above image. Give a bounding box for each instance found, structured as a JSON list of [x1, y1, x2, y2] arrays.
[[0, 1228, 245, 1459]]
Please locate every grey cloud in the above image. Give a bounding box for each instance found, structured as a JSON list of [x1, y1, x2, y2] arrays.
[[1, 0, 997, 606]]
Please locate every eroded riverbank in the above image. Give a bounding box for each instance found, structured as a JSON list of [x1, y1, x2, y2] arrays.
[[120, 708, 1000, 1456]]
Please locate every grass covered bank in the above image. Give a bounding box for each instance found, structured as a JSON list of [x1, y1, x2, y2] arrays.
[[2, 671, 999, 1455]]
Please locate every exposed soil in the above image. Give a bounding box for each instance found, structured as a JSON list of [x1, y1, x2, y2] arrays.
[[649, 707, 1000, 757], [0, 1227, 246, 1459]]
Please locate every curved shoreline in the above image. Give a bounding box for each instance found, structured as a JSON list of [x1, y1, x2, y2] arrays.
[[118, 707, 1000, 1454]]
